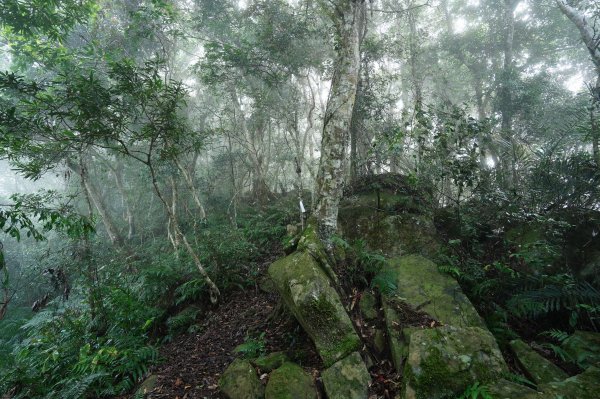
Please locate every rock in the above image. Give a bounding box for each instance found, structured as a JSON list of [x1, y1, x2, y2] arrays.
[[359, 291, 378, 320], [562, 330, 600, 369], [402, 326, 508, 399], [383, 255, 486, 370], [373, 329, 386, 354], [219, 359, 264, 399], [387, 255, 486, 329], [265, 362, 317, 399], [321, 352, 371, 399], [253, 352, 289, 372], [338, 206, 439, 258], [258, 276, 277, 294], [510, 339, 567, 385], [268, 250, 361, 367], [382, 300, 418, 371], [135, 374, 158, 397], [539, 366, 600, 399], [486, 379, 542, 399]]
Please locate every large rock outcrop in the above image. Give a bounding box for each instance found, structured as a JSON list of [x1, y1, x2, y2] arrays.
[[382, 254, 486, 370], [402, 326, 507, 399], [268, 250, 361, 367]]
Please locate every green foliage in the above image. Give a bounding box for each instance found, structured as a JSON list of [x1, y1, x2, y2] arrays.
[[234, 332, 266, 359], [166, 306, 202, 336], [0, 288, 160, 398], [457, 382, 492, 399]]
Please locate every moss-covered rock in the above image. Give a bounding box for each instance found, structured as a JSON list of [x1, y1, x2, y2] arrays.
[[265, 362, 317, 399], [486, 379, 542, 399], [539, 366, 600, 399], [338, 207, 439, 258], [219, 359, 264, 399], [359, 291, 378, 320], [382, 298, 418, 371], [402, 326, 508, 399], [296, 221, 340, 285], [253, 352, 289, 372], [373, 329, 386, 354], [510, 339, 567, 385], [268, 250, 361, 367], [321, 352, 371, 399], [387, 255, 485, 329], [383, 255, 485, 370], [563, 330, 600, 369], [135, 374, 158, 397]]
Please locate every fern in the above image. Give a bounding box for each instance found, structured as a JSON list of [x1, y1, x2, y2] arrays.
[[371, 269, 398, 295], [507, 279, 600, 320], [457, 382, 492, 399]]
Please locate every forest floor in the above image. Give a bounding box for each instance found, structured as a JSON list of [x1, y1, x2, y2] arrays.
[[131, 256, 403, 398], [141, 287, 322, 399]]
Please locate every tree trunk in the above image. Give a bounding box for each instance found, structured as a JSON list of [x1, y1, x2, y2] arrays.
[[68, 159, 124, 247], [556, 0, 600, 167], [314, 0, 366, 244]]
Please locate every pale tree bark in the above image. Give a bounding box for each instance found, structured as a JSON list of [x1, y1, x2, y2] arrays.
[[314, 0, 366, 244], [147, 158, 220, 303], [68, 159, 124, 247], [556, 0, 600, 166], [498, 0, 519, 192]]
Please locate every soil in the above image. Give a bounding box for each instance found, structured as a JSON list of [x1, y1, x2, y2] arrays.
[[139, 287, 321, 399]]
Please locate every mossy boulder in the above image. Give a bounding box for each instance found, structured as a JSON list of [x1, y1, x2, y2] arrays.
[[563, 330, 600, 369], [510, 339, 567, 385], [321, 352, 371, 399], [338, 207, 439, 258], [253, 352, 289, 372], [219, 359, 264, 399], [265, 362, 317, 399], [386, 255, 485, 329], [402, 326, 508, 399], [539, 366, 600, 399], [268, 250, 361, 367], [382, 300, 418, 371], [383, 255, 486, 370], [486, 379, 542, 399], [359, 291, 378, 320]]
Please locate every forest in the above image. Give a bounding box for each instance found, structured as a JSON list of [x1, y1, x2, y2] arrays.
[[0, 0, 600, 398]]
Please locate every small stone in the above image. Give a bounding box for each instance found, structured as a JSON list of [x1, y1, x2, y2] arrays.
[[321, 352, 371, 399], [253, 352, 289, 372], [135, 374, 158, 397], [265, 362, 317, 399], [373, 329, 386, 354], [510, 339, 567, 385], [359, 291, 378, 320], [219, 359, 264, 399]]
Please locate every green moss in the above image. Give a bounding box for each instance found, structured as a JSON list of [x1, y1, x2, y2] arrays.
[[320, 335, 362, 367], [265, 362, 317, 399], [322, 352, 371, 399], [407, 346, 472, 399], [253, 352, 288, 372]]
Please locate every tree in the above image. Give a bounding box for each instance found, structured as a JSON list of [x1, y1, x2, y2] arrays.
[[556, 0, 600, 166], [314, 0, 366, 245]]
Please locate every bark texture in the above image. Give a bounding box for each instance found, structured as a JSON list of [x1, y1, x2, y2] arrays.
[[314, 0, 366, 244], [556, 0, 600, 166]]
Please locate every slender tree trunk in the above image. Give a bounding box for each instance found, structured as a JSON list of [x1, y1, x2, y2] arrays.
[[314, 0, 366, 244], [68, 159, 124, 247], [148, 159, 220, 303], [556, 1, 600, 167], [111, 161, 135, 241]]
